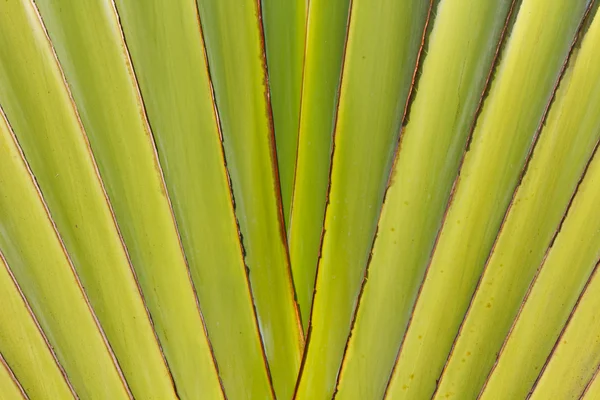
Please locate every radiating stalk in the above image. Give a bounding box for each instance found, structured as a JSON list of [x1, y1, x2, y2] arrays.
[[294, 1, 432, 398], [0, 355, 26, 400], [385, 0, 592, 398], [480, 152, 600, 398], [261, 0, 306, 227], [30, 0, 223, 398], [195, 1, 304, 398], [434, 6, 600, 398], [113, 0, 275, 397], [0, 251, 74, 399], [581, 368, 600, 400], [527, 190, 600, 400], [0, 1, 188, 397], [288, 0, 352, 331], [0, 1, 206, 397], [0, 95, 130, 399], [333, 1, 515, 399]]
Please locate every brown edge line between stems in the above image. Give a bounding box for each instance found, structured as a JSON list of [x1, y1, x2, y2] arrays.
[[0, 107, 79, 400], [108, 1, 228, 398], [38, 0, 181, 394], [26, 2, 136, 397], [331, 0, 437, 397], [422, 0, 600, 396], [474, 2, 599, 397], [0, 349, 28, 399], [192, 1, 277, 398], [578, 357, 600, 399], [287, 0, 312, 240], [435, 1, 594, 397], [446, 83, 599, 400], [287, 0, 313, 333], [478, 138, 600, 400], [380, 0, 525, 396], [291, 0, 354, 397], [25, 0, 171, 395], [255, 0, 306, 346], [464, 134, 600, 399], [525, 256, 600, 399], [483, 134, 600, 399]]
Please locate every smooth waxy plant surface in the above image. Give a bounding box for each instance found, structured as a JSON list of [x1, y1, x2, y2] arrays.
[[0, 0, 599, 399]]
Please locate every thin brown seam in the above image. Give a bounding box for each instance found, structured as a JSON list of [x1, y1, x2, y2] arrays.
[[469, 138, 600, 400], [291, 0, 354, 397], [0, 221, 78, 399], [474, 3, 598, 397], [331, 0, 437, 398], [192, 0, 276, 398], [287, 0, 312, 338], [255, 0, 306, 345], [449, 122, 599, 400], [29, 0, 177, 394], [446, 0, 595, 395], [0, 350, 28, 400], [18, 2, 135, 397], [287, 0, 312, 234], [525, 257, 600, 399], [259, 0, 304, 236], [479, 133, 600, 399], [287, 0, 313, 332], [381, 1, 521, 397], [431, 0, 594, 396], [579, 359, 600, 399], [107, 1, 227, 397]]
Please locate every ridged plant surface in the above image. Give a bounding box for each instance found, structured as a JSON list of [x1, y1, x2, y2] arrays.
[[0, 0, 600, 399]]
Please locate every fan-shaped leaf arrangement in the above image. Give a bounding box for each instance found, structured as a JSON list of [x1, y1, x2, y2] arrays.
[[0, 0, 599, 399]]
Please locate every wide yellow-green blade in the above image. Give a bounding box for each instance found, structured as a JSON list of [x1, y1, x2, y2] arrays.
[[480, 152, 600, 398], [30, 1, 224, 398], [195, 1, 304, 398], [0, 98, 129, 399], [0, 250, 74, 399], [529, 292, 600, 399], [528, 186, 600, 400], [435, 7, 600, 399], [385, 0, 591, 398], [0, 1, 185, 397], [294, 1, 432, 398], [262, 0, 306, 226], [333, 1, 515, 399], [0, 355, 26, 400], [582, 370, 600, 399], [113, 0, 274, 397], [288, 0, 352, 330]]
